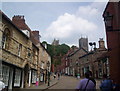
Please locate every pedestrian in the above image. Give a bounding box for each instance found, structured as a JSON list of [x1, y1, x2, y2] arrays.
[[76, 71, 96, 91], [36, 77, 39, 86], [58, 72, 60, 80], [53, 73, 56, 79], [77, 73, 80, 79], [99, 74, 113, 91], [88, 71, 96, 87]]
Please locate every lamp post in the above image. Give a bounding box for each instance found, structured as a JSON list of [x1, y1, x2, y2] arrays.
[[47, 61, 50, 86], [89, 42, 96, 51]]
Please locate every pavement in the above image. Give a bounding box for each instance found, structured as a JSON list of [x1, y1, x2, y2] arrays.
[[17, 75, 101, 90], [27, 76, 59, 90]]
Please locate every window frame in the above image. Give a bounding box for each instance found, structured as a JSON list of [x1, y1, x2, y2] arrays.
[[14, 69, 21, 87], [2, 28, 11, 49]]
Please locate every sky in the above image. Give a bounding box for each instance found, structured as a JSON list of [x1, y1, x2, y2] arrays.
[[1, 0, 109, 49]]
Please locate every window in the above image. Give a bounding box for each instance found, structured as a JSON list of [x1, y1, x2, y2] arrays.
[[41, 61, 44, 69], [2, 65, 9, 86], [2, 33, 6, 49], [27, 48, 31, 59], [18, 44, 22, 56], [2, 28, 11, 49], [32, 70, 37, 83], [14, 69, 21, 87]]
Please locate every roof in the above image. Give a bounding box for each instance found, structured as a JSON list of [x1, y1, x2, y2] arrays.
[[40, 43, 51, 57], [79, 51, 94, 59], [0, 10, 29, 39], [96, 51, 109, 61], [1, 10, 40, 50], [68, 47, 88, 57]]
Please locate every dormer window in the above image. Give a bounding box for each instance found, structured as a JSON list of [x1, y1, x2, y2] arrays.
[[22, 30, 30, 37]]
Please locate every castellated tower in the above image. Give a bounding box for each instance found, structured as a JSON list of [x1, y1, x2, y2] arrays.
[[52, 38, 59, 46], [79, 37, 88, 51]]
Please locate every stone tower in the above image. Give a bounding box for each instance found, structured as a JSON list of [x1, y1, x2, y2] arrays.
[[52, 39, 59, 46], [79, 37, 88, 51]]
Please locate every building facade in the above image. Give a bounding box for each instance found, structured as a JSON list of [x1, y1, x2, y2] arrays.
[[103, 1, 120, 85], [0, 11, 51, 90], [79, 38, 109, 78]]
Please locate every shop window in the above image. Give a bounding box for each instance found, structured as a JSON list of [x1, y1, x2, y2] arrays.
[[2, 65, 9, 86], [32, 70, 37, 83], [2, 28, 11, 49], [14, 69, 21, 87]]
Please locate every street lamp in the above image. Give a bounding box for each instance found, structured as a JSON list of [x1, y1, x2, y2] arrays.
[[89, 42, 96, 51], [104, 12, 113, 31], [47, 61, 50, 86]]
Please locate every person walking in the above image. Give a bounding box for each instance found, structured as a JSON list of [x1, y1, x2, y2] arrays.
[[53, 73, 56, 79], [57, 72, 60, 80], [76, 71, 96, 91], [77, 73, 80, 79], [99, 74, 113, 91], [88, 71, 96, 87]]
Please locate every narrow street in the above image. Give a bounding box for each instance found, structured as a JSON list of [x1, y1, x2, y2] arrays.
[[47, 76, 101, 90], [49, 76, 79, 89]]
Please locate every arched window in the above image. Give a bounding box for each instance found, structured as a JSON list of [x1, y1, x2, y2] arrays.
[[2, 28, 11, 49]]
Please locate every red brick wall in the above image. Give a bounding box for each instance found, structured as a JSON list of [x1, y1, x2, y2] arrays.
[[104, 2, 120, 84]]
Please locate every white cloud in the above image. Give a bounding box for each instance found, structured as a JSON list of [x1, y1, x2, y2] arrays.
[[44, 12, 97, 41], [76, 6, 99, 17], [42, 2, 107, 48]]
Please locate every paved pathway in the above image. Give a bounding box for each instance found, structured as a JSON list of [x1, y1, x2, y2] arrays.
[[28, 76, 58, 90], [48, 76, 101, 90], [17, 75, 101, 90]]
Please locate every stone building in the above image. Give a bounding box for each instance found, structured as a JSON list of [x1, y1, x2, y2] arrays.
[[38, 43, 51, 83], [67, 47, 88, 76], [59, 38, 88, 76], [0, 11, 51, 90], [79, 38, 109, 78], [0, 11, 39, 89], [103, 1, 120, 85]]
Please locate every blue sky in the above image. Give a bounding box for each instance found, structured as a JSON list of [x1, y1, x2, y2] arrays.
[[1, 1, 109, 49]]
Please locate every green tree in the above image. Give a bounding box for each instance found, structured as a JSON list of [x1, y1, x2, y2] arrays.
[[42, 41, 70, 66]]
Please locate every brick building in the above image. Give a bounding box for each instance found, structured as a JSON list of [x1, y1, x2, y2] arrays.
[[60, 48, 76, 75], [103, 1, 120, 85], [79, 38, 109, 78]]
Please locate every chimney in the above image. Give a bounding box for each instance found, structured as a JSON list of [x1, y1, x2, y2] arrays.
[[32, 31, 40, 41], [12, 15, 25, 27], [12, 15, 31, 31], [98, 38, 105, 49]]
